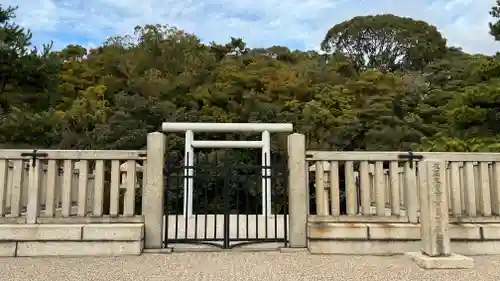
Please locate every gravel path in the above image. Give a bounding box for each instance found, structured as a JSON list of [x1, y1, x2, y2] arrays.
[[0, 252, 499, 281]]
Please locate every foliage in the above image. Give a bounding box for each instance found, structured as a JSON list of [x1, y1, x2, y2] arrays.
[[320, 14, 447, 72], [2, 5, 500, 153], [490, 0, 500, 41]]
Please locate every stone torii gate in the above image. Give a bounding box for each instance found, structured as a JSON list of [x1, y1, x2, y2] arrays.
[[162, 122, 293, 216]]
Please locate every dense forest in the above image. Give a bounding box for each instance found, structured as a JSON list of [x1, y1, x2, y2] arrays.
[[3, 4, 500, 153]]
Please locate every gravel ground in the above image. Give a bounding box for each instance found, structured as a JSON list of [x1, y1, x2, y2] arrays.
[[0, 252, 499, 281]]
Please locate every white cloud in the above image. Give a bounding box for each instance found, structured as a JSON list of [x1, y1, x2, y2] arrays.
[[3, 0, 500, 54]]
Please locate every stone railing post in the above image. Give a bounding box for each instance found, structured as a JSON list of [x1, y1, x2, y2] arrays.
[[408, 160, 473, 269], [143, 132, 166, 249], [287, 133, 307, 248]]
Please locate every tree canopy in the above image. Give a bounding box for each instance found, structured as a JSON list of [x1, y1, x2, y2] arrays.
[[320, 14, 447, 72], [2, 4, 500, 152]]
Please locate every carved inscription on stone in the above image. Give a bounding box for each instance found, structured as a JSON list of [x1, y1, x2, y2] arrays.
[[432, 162, 445, 255], [421, 161, 451, 257]]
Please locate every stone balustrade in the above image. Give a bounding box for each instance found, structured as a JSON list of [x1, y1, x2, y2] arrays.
[[307, 151, 500, 223], [0, 130, 499, 264], [0, 150, 146, 222], [302, 149, 500, 266], [0, 132, 166, 257]]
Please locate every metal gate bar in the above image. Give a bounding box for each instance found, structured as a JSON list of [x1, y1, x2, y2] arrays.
[[163, 150, 288, 249]]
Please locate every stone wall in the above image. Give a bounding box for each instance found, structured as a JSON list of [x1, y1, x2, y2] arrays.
[[307, 222, 500, 255], [0, 223, 144, 256]]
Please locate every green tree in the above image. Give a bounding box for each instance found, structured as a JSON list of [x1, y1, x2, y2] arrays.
[[490, 0, 500, 41], [0, 5, 32, 112], [320, 14, 447, 72]]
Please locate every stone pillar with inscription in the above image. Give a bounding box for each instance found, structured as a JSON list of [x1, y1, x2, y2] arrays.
[[407, 160, 474, 269], [420, 161, 451, 256]]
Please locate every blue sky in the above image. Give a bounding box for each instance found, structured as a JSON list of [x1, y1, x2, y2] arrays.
[[4, 0, 500, 54]]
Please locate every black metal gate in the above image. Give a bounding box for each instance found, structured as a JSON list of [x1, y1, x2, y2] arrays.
[[163, 150, 288, 249]]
